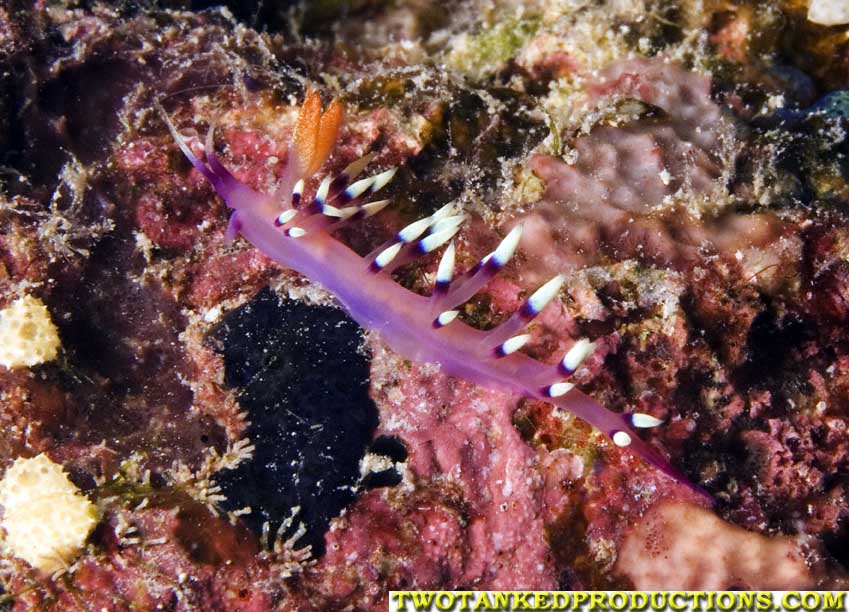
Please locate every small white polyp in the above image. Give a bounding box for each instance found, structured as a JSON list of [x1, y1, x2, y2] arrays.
[[612, 431, 632, 447]]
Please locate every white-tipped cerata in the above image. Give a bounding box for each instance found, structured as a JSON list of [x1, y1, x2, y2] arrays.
[[276, 209, 298, 225], [287, 226, 306, 238], [374, 242, 403, 269], [430, 214, 465, 235], [341, 152, 375, 180], [344, 175, 377, 201], [612, 431, 632, 447], [361, 199, 391, 217], [492, 224, 524, 268], [370, 168, 397, 193], [525, 274, 565, 316], [398, 216, 433, 244], [292, 178, 305, 206], [547, 382, 575, 397], [435, 310, 459, 327], [499, 334, 531, 356], [561, 338, 596, 373], [314, 176, 331, 205], [322, 204, 344, 217], [419, 218, 463, 253], [630, 413, 664, 428], [337, 206, 360, 219], [436, 242, 456, 286], [429, 202, 456, 225]]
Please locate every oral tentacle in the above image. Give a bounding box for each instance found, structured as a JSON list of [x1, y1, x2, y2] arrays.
[[225, 212, 243, 241]]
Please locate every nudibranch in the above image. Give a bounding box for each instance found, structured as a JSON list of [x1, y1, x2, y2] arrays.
[[162, 90, 703, 493]]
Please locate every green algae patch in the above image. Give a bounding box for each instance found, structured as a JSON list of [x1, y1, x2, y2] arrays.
[[446, 16, 540, 80]]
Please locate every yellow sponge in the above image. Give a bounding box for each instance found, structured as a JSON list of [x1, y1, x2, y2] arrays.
[[0, 295, 62, 369], [0, 454, 98, 573]]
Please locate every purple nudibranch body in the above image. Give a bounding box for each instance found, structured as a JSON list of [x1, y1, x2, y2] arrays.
[[162, 93, 705, 495]]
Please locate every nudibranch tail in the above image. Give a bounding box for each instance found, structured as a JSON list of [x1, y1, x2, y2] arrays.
[[164, 90, 710, 501]]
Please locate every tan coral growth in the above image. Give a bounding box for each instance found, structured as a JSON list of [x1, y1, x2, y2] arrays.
[[0, 295, 62, 369], [616, 501, 812, 589], [808, 0, 849, 26], [0, 454, 98, 573]]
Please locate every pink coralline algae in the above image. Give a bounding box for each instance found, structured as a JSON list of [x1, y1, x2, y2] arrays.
[[369, 348, 556, 590]]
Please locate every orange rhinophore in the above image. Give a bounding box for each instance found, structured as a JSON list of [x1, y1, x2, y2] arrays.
[[293, 90, 345, 179]]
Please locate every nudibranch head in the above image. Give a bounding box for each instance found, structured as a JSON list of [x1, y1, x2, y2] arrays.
[[158, 90, 347, 219]]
